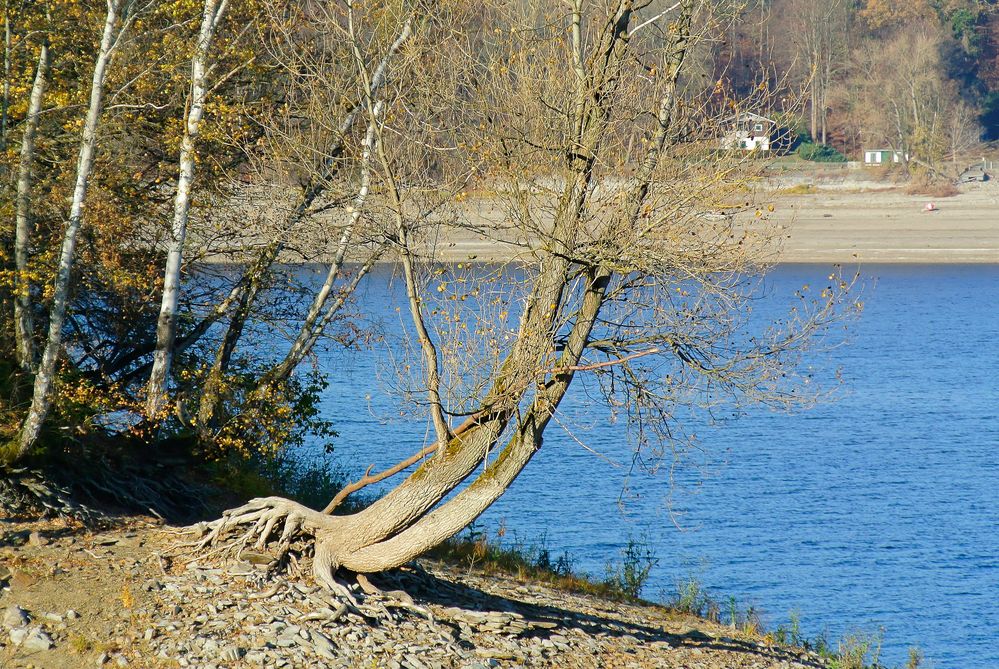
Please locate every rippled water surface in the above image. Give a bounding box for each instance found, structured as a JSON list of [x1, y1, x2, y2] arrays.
[[290, 264, 998, 668]]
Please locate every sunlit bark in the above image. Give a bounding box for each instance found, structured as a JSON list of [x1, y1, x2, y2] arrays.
[[15, 0, 130, 461], [12, 36, 50, 373], [145, 0, 230, 418]]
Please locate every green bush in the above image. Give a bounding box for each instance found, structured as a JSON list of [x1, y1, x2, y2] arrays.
[[797, 142, 847, 163], [604, 536, 658, 598]]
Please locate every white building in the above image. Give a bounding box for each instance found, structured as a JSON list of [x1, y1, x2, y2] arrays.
[[863, 148, 908, 165], [721, 112, 777, 152]]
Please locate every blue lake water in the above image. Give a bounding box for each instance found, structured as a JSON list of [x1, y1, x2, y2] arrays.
[[290, 263, 999, 668]]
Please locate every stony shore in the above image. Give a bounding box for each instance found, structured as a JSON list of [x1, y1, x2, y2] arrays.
[[0, 514, 832, 669]]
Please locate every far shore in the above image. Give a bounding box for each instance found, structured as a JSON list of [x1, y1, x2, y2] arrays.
[[205, 178, 999, 265], [427, 182, 999, 264]]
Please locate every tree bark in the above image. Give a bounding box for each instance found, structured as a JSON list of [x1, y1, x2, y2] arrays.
[[15, 0, 126, 461], [13, 37, 50, 373], [194, 253, 269, 439], [145, 0, 229, 418], [2, 0, 11, 152]]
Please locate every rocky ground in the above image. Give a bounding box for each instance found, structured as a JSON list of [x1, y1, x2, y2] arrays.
[[1, 513, 832, 669]]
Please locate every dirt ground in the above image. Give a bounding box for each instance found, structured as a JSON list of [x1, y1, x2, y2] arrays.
[[1, 512, 833, 669]]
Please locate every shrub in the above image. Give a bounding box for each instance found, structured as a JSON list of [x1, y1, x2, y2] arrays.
[[797, 142, 847, 163], [904, 179, 960, 198], [670, 575, 710, 616], [833, 629, 883, 669], [604, 537, 658, 599]]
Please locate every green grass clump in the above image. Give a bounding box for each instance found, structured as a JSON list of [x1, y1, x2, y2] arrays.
[[427, 524, 660, 601]]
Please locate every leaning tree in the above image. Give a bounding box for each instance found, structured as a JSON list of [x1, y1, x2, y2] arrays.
[[192, 0, 853, 593]]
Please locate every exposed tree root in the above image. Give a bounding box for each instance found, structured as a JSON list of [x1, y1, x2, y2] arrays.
[[185, 497, 324, 570], [180, 496, 436, 627], [356, 572, 435, 625]]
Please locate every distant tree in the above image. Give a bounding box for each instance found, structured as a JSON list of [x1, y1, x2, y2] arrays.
[[859, 0, 936, 32], [834, 25, 981, 175], [785, 0, 853, 145]]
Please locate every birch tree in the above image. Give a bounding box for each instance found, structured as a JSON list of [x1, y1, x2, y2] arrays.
[[192, 1, 416, 440], [12, 25, 49, 372], [14, 0, 137, 460], [145, 0, 230, 419]]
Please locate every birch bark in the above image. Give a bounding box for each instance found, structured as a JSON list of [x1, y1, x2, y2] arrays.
[[16, 0, 128, 460], [145, 0, 229, 418], [13, 36, 50, 372]]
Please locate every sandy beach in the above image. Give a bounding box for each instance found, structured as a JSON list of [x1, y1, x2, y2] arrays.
[[427, 180, 999, 264], [770, 182, 999, 263]]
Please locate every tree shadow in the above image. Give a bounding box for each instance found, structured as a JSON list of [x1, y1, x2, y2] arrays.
[[365, 564, 827, 668]]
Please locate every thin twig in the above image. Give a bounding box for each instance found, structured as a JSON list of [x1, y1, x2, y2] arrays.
[[546, 347, 661, 375]]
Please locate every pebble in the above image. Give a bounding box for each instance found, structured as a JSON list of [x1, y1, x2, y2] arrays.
[[21, 547, 827, 669], [20, 627, 55, 652], [9, 626, 29, 645], [4, 605, 31, 627]]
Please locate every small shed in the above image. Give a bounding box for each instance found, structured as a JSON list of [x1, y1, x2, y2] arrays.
[[863, 149, 907, 165]]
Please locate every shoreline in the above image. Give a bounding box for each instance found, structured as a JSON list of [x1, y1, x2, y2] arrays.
[[0, 514, 839, 669], [427, 185, 999, 264], [201, 179, 999, 265]]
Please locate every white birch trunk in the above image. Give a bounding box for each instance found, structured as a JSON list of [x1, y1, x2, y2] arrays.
[[145, 0, 228, 418], [2, 1, 11, 151], [16, 0, 124, 460], [13, 39, 50, 373]]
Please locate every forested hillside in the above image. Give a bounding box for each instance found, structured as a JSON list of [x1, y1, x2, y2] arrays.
[[719, 0, 999, 159]]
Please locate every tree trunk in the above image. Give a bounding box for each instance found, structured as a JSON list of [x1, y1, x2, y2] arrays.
[[14, 0, 125, 461], [13, 38, 50, 373], [194, 253, 269, 440], [146, 0, 229, 418], [2, 0, 11, 152], [809, 64, 818, 141], [334, 268, 612, 573]]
